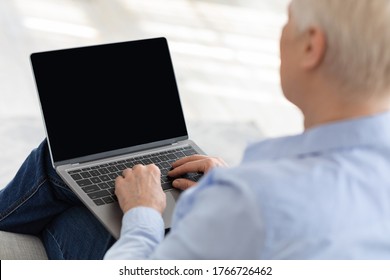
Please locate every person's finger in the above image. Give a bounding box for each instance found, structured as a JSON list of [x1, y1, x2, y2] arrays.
[[172, 178, 197, 191], [121, 167, 133, 178], [168, 159, 206, 177], [171, 155, 209, 168], [131, 164, 144, 171], [115, 174, 124, 186], [146, 164, 161, 177]]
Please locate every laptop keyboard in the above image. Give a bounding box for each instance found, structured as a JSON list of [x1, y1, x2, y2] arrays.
[[68, 146, 202, 206]]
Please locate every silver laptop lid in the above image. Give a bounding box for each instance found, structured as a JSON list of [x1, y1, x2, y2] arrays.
[[30, 37, 188, 167]]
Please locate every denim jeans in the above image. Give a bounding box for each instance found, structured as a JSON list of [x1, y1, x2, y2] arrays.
[[0, 140, 115, 259]]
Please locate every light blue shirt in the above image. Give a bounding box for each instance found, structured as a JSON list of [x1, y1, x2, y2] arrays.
[[104, 112, 390, 259]]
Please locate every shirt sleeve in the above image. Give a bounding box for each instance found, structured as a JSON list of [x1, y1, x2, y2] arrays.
[[104, 206, 165, 259]]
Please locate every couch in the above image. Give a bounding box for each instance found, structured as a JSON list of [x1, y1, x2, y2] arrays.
[[0, 230, 48, 260]]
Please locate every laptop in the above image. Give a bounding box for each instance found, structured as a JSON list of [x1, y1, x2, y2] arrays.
[[30, 37, 206, 239]]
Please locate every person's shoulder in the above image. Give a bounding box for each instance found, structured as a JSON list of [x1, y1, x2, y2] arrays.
[[208, 153, 344, 207], [226, 156, 317, 185]]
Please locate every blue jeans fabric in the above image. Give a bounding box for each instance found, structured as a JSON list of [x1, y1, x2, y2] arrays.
[[0, 140, 115, 259]]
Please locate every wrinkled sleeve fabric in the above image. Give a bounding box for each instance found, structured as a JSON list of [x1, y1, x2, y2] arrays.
[[104, 207, 165, 259]]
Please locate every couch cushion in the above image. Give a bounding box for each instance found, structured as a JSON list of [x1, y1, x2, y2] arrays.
[[0, 231, 48, 260]]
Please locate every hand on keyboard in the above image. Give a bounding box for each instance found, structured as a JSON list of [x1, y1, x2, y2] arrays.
[[71, 146, 207, 207], [115, 164, 166, 214], [168, 155, 228, 190]]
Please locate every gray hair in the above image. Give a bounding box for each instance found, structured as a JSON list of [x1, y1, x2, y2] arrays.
[[290, 0, 390, 97]]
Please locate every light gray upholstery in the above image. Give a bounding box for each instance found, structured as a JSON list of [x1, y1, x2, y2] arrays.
[[0, 230, 48, 260]]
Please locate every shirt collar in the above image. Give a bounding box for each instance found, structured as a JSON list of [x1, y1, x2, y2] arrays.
[[244, 111, 390, 161]]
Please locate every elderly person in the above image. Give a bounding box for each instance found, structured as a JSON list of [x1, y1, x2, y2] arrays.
[[2, 0, 390, 259]]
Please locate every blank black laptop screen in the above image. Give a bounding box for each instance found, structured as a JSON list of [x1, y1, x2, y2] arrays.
[[31, 37, 188, 163]]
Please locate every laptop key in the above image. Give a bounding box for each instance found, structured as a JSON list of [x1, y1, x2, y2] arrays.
[[87, 190, 111, 199], [93, 199, 105, 206], [98, 167, 109, 174], [76, 179, 93, 187], [90, 177, 102, 184], [161, 176, 170, 183], [107, 181, 115, 188], [192, 173, 203, 181], [98, 182, 110, 189], [159, 155, 169, 161], [141, 158, 152, 165], [174, 151, 185, 158], [160, 162, 170, 169], [108, 188, 116, 195], [108, 173, 118, 180], [82, 185, 100, 193], [80, 171, 92, 178], [70, 173, 82, 181], [150, 157, 161, 163], [161, 182, 173, 190], [167, 154, 177, 160], [99, 175, 111, 181], [102, 196, 115, 204], [116, 164, 127, 170], [107, 166, 118, 172], [183, 150, 197, 156], [89, 170, 101, 176]]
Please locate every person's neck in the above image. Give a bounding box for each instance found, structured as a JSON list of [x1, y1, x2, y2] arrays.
[[302, 94, 390, 130]]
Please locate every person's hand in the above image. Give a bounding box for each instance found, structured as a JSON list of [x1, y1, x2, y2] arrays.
[[115, 164, 166, 214], [168, 155, 228, 190]]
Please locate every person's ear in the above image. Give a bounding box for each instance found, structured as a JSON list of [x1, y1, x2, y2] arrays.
[[301, 26, 326, 70]]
